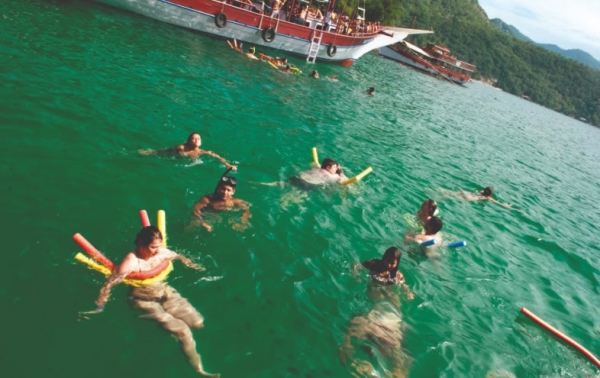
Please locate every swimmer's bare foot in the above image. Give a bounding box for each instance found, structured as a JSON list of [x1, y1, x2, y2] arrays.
[[195, 365, 220, 378]]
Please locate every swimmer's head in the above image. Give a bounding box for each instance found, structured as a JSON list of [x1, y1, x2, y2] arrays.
[[135, 226, 163, 258], [187, 132, 202, 147], [382, 247, 401, 269], [420, 199, 438, 217], [321, 158, 340, 174], [367, 87, 375, 94], [283, 58, 288, 64], [424, 216, 443, 235], [481, 187, 493, 197]]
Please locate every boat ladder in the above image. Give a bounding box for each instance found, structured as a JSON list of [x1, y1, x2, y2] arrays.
[[306, 29, 323, 63]]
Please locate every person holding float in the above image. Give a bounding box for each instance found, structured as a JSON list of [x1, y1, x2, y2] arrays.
[[192, 169, 251, 232], [404, 216, 443, 249], [140, 132, 237, 170], [77, 224, 219, 377]]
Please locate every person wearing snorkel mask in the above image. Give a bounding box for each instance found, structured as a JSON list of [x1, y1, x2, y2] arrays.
[[245, 46, 258, 60], [192, 169, 251, 232]]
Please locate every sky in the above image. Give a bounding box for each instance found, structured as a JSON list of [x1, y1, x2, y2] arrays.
[[478, 0, 600, 60]]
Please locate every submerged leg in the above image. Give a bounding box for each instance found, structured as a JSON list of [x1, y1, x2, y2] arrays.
[[162, 286, 205, 329], [130, 297, 218, 377]]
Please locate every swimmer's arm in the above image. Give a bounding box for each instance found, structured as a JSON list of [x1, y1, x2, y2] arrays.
[[487, 197, 513, 209], [203, 150, 237, 170], [236, 200, 251, 224], [192, 196, 213, 232], [396, 272, 414, 300], [80, 254, 135, 317], [173, 254, 206, 272]]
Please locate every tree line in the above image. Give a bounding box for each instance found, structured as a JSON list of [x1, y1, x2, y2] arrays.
[[338, 0, 600, 126]]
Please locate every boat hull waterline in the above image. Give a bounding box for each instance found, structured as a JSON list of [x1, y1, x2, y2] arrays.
[[93, 0, 432, 66]]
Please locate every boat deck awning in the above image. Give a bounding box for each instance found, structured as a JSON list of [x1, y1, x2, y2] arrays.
[[403, 41, 432, 58]]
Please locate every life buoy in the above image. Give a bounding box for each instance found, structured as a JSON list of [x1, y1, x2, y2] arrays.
[[262, 27, 275, 43], [214, 12, 227, 28], [327, 44, 337, 57]]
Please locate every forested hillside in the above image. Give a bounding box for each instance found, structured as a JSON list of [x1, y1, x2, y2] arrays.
[[337, 0, 600, 126]]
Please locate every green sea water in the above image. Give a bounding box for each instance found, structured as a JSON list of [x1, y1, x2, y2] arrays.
[[2, 0, 600, 377]]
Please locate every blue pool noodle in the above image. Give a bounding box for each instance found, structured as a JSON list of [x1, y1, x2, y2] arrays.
[[420, 239, 437, 247], [448, 240, 467, 248]]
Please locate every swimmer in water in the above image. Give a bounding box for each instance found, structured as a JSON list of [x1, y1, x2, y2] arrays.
[[280, 64, 292, 73], [192, 169, 251, 232], [360, 247, 414, 300], [78, 226, 219, 377], [404, 216, 443, 247], [437, 186, 513, 209], [339, 301, 409, 378], [226, 38, 243, 53], [310, 70, 319, 79], [367, 87, 375, 95], [245, 46, 258, 60], [292, 157, 349, 187], [140, 132, 237, 170], [417, 199, 438, 225]]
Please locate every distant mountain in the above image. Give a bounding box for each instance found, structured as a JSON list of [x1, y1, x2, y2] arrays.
[[490, 19, 532, 43], [490, 18, 600, 70]]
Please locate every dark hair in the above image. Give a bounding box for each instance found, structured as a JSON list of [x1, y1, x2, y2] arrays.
[[187, 132, 201, 144], [362, 247, 401, 278], [368, 87, 375, 92], [383, 247, 401, 264], [424, 216, 443, 234], [214, 167, 237, 195], [481, 187, 493, 197], [321, 158, 337, 170], [134, 226, 162, 247], [420, 199, 438, 217]]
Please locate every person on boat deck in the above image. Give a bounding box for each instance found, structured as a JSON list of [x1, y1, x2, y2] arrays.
[[437, 186, 513, 209], [417, 198, 438, 225], [192, 170, 251, 232], [310, 70, 319, 79], [404, 216, 443, 246], [271, 0, 285, 18], [367, 87, 375, 95], [78, 226, 219, 377], [143, 132, 236, 170], [299, 5, 308, 24], [245, 46, 259, 60]]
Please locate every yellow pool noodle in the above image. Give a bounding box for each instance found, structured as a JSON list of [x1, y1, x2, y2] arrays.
[[75, 253, 173, 287], [312, 147, 320, 166], [268, 61, 278, 69], [157, 210, 166, 247], [342, 166, 373, 185]]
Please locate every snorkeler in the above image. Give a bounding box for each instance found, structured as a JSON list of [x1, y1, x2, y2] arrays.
[[245, 46, 259, 60], [404, 216, 443, 246], [78, 226, 219, 377], [192, 169, 251, 232], [141, 132, 237, 170], [437, 186, 513, 209]]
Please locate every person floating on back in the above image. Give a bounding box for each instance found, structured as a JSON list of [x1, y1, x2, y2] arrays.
[[192, 169, 251, 232], [140, 132, 236, 170]]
